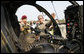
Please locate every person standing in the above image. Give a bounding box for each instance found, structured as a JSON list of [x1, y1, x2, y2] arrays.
[[19, 15, 31, 35]]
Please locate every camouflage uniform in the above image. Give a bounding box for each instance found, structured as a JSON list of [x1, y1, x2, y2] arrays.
[[36, 21, 52, 36], [19, 22, 31, 35]]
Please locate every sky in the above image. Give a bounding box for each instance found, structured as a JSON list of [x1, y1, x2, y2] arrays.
[[15, 1, 83, 21]]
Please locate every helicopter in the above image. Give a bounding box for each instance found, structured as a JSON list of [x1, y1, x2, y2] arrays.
[[1, 1, 83, 53]]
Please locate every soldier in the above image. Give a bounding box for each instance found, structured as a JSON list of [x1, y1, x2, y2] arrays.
[[35, 14, 55, 40], [51, 13, 60, 23], [48, 13, 55, 35], [36, 14, 55, 30], [49, 13, 60, 35], [19, 15, 31, 35]]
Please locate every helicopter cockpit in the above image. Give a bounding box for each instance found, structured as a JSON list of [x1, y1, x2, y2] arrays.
[[1, 1, 83, 53]]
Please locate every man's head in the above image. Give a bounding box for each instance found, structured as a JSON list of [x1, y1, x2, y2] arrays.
[[21, 15, 27, 24], [38, 15, 44, 23], [51, 13, 56, 19]]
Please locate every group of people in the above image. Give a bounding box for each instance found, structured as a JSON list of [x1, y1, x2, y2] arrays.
[[19, 13, 59, 40]]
